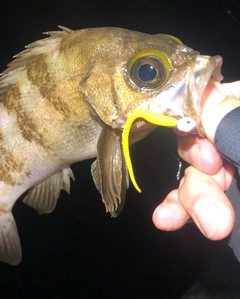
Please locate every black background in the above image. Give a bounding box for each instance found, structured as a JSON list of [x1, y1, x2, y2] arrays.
[[1, 1, 240, 298]]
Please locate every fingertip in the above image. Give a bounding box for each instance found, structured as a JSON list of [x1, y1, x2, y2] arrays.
[[152, 191, 189, 231], [179, 168, 235, 240], [178, 136, 223, 174], [197, 139, 223, 174], [192, 196, 235, 240]]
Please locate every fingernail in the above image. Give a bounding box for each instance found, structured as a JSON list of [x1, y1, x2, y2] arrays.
[[193, 198, 220, 238]]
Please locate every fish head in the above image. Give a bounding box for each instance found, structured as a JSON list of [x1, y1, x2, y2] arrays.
[[78, 28, 223, 135]]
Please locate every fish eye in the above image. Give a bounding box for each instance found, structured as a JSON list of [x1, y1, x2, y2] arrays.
[[130, 57, 165, 88], [128, 49, 171, 90]]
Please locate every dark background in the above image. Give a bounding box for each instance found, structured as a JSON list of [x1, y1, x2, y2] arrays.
[[1, 1, 240, 298]]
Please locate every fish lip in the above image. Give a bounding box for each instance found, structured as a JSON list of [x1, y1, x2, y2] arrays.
[[146, 54, 223, 135], [209, 55, 223, 82], [150, 55, 223, 119], [179, 54, 223, 135], [186, 54, 223, 117]]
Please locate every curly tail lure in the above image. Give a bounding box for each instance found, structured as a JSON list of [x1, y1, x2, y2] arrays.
[[121, 110, 177, 193]]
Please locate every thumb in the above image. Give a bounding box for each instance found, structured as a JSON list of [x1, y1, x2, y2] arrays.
[[201, 97, 240, 143]]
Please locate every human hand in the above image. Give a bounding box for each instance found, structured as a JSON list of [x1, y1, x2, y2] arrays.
[[153, 80, 240, 240]]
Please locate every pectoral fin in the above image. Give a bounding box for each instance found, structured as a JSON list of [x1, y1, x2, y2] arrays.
[[23, 168, 75, 214], [91, 126, 129, 216], [0, 212, 22, 265]]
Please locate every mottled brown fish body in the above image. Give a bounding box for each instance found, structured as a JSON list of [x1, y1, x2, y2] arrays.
[[0, 27, 222, 264]]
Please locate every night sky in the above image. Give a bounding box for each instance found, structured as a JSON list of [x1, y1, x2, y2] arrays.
[[1, 1, 240, 298]]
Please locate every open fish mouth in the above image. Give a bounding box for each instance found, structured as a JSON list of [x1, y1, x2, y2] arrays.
[[144, 54, 224, 134], [199, 55, 223, 84], [185, 54, 223, 119]]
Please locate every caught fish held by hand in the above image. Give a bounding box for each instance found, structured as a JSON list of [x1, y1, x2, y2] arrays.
[[0, 26, 223, 264]]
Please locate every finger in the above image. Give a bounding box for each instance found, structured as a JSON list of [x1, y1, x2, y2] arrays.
[[201, 97, 240, 143], [211, 161, 235, 191], [222, 80, 240, 99], [179, 166, 235, 240], [200, 80, 240, 142], [152, 189, 189, 231], [178, 135, 223, 174], [201, 79, 229, 110]]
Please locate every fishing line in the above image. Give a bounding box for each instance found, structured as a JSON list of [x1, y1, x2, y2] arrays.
[[16, 270, 27, 299]]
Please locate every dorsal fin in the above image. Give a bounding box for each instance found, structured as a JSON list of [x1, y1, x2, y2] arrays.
[[57, 25, 74, 33], [0, 26, 73, 103]]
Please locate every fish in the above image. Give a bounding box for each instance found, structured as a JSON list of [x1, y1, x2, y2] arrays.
[[0, 26, 223, 265]]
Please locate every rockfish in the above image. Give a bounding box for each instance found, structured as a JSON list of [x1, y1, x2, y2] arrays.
[[0, 26, 222, 264]]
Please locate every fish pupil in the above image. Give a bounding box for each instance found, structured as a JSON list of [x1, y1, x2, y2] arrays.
[[138, 64, 157, 82]]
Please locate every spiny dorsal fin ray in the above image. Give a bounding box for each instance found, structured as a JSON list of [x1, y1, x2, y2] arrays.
[[57, 25, 74, 33], [0, 212, 22, 265], [23, 168, 75, 215]]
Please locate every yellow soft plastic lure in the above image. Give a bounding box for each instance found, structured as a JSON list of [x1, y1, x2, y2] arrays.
[[122, 110, 177, 193]]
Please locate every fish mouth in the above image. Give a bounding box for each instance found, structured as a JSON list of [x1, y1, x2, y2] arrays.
[[203, 55, 223, 83], [182, 54, 223, 135], [186, 54, 223, 117], [150, 54, 223, 135]]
